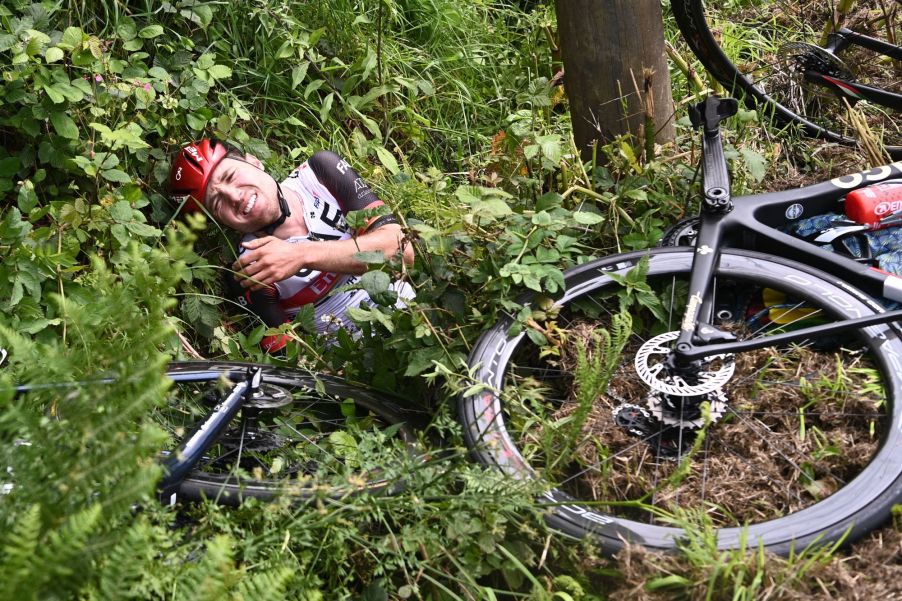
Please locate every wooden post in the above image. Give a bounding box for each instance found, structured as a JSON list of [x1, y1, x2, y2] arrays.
[[555, 0, 676, 161]]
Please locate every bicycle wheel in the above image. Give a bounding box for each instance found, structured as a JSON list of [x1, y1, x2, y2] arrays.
[[161, 361, 423, 504], [460, 248, 902, 555], [672, 0, 902, 158]]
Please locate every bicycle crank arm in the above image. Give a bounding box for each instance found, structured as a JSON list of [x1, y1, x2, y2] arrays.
[[158, 367, 262, 504], [676, 308, 902, 362]]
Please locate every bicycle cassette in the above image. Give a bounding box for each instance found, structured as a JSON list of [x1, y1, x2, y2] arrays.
[[646, 390, 727, 430]]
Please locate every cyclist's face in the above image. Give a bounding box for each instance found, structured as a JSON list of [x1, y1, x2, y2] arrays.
[[204, 156, 281, 233]]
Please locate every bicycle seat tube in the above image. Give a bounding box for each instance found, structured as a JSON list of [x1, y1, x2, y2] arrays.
[[673, 97, 737, 367]]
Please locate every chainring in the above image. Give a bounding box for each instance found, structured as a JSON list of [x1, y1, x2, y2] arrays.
[[781, 42, 853, 80]]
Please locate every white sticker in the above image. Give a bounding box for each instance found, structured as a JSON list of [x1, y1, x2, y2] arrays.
[[785, 203, 803, 220]]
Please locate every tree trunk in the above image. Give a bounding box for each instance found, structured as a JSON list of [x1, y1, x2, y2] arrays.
[[555, 0, 675, 161]]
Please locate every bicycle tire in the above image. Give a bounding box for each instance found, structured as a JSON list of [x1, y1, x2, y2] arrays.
[[460, 248, 902, 555], [162, 361, 422, 505], [671, 0, 902, 158]]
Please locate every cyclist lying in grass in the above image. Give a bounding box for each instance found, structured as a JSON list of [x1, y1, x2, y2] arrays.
[[169, 139, 415, 352]]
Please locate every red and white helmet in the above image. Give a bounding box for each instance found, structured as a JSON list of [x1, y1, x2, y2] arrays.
[[169, 139, 230, 213]]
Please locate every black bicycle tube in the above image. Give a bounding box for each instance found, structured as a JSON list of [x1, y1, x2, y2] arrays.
[[679, 306, 902, 361], [838, 28, 902, 60], [158, 369, 261, 502], [805, 72, 902, 110]]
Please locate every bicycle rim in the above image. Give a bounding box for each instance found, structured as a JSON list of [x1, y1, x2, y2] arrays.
[[161, 361, 423, 504], [673, 0, 902, 157], [460, 248, 902, 555]]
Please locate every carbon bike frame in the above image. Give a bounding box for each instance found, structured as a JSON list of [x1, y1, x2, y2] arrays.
[[157, 367, 261, 502], [671, 97, 902, 365], [814, 22, 902, 110]]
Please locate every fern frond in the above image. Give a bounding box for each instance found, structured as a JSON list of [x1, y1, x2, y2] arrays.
[[176, 535, 237, 601], [0, 504, 44, 599], [232, 565, 294, 601]]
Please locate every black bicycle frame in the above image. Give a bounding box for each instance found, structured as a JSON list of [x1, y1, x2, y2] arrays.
[[673, 97, 902, 365], [157, 367, 261, 502], [808, 24, 902, 110]]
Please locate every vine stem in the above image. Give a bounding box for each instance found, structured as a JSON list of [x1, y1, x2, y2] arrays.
[[57, 224, 67, 346]]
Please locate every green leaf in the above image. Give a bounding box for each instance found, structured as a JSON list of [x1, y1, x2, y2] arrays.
[[196, 53, 215, 69], [353, 251, 386, 264], [346, 306, 394, 332], [138, 25, 164, 39], [125, 222, 162, 238], [319, 92, 334, 123], [531, 211, 553, 226], [45, 47, 64, 63], [536, 192, 563, 211], [50, 112, 79, 139], [291, 62, 309, 90], [101, 169, 131, 183], [374, 146, 400, 175], [207, 64, 232, 80], [573, 211, 604, 225], [17, 181, 37, 213], [304, 79, 324, 100], [361, 270, 390, 298], [536, 134, 562, 163], [43, 85, 65, 104], [403, 347, 444, 377], [645, 575, 692, 591], [59, 26, 84, 50], [740, 148, 768, 182], [108, 201, 134, 222], [114, 19, 136, 41], [186, 112, 209, 131], [0, 157, 20, 178], [0, 208, 32, 242], [25, 30, 51, 57]]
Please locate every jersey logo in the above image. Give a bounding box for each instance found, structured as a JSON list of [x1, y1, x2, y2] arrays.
[[320, 202, 346, 230], [336, 159, 351, 175], [354, 178, 367, 193]]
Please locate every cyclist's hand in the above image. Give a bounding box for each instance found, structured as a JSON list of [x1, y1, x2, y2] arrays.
[[233, 236, 304, 290]]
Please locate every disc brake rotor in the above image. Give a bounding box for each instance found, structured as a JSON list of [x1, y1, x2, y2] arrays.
[[634, 331, 734, 397]]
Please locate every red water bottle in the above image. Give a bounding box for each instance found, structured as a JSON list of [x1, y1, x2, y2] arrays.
[[845, 182, 902, 229]]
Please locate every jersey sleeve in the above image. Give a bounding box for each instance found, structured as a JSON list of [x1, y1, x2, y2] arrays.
[[223, 271, 287, 328], [306, 150, 399, 232]]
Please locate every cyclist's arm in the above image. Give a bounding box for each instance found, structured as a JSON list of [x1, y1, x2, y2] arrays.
[[222, 270, 292, 353]]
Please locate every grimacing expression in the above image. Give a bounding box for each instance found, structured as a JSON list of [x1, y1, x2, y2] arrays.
[[204, 156, 280, 233]]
